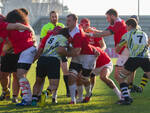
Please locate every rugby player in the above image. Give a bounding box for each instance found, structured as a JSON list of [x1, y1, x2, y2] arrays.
[[116, 18, 150, 105], [40, 11, 70, 97], [79, 18, 122, 103], [32, 27, 70, 105], [3, 9, 37, 106]]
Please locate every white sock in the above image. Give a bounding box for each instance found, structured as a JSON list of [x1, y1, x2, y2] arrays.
[[19, 77, 32, 102], [113, 87, 122, 100], [77, 85, 83, 100], [85, 85, 91, 97], [91, 84, 94, 92], [52, 90, 57, 99], [69, 84, 76, 102]]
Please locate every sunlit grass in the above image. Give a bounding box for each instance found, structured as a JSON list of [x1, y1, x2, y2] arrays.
[[0, 58, 150, 113]]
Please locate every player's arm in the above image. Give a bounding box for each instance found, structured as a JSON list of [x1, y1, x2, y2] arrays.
[[67, 47, 81, 57], [147, 37, 150, 47], [33, 48, 43, 62], [116, 39, 127, 53], [99, 38, 106, 51], [57, 46, 81, 57], [6, 23, 33, 32], [89, 30, 112, 37], [33, 33, 51, 62]]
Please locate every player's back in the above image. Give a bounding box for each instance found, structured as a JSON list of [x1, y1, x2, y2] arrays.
[[42, 34, 68, 59], [126, 29, 149, 58], [8, 29, 34, 54]]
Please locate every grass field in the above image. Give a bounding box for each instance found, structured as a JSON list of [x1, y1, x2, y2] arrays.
[[0, 58, 150, 113]]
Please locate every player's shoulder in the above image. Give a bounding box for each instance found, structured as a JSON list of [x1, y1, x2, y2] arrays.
[[70, 25, 82, 38]]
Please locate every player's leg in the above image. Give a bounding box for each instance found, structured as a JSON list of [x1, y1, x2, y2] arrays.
[[32, 56, 47, 106], [76, 73, 84, 103], [99, 64, 122, 101], [68, 61, 82, 104], [138, 74, 148, 92], [90, 74, 96, 92], [61, 58, 70, 97], [0, 54, 12, 101], [0, 72, 10, 100], [47, 58, 60, 104], [16, 46, 36, 106], [8, 53, 20, 103], [80, 55, 97, 103], [12, 72, 19, 103], [138, 58, 150, 92], [118, 57, 139, 105], [115, 50, 129, 83], [82, 69, 92, 103], [39, 57, 60, 105], [128, 71, 137, 92], [48, 79, 60, 104]]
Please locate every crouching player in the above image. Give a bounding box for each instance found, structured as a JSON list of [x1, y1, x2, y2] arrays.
[[116, 18, 150, 105], [90, 47, 122, 102], [79, 18, 106, 92]]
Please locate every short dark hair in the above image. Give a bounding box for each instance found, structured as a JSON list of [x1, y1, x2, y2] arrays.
[[6, 9, 28, 24], [67, 13, 78, 21], [58, 28, 70, 39], [106, 8, 118, 17], [19, 8, 29, 16], [50, 11, 57, 16], [126, 18, 137, 28], [130, 15, 139, 23]]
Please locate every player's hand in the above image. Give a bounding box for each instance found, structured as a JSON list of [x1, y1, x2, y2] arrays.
[[93, 48, 100, 57], [147, 38, 150, 46], [85, 32, 93, 37], [115, 44, 121, 53]]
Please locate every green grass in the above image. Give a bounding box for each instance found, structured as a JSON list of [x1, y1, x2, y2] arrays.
[[0, 58, 150, 113]]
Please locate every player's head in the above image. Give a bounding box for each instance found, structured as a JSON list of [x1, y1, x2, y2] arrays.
[[130, 15, 139, 23], [126, 18, 137, 31], [80, 18, 90, 31], [66, 13, 78, 30], [52, 26, 62, 35], [58, 28, 70, 39], [19, 8, 29, 16], [105, 8, 118, 25], [6, 9, 29, 24], [50, 11, 58, 25]]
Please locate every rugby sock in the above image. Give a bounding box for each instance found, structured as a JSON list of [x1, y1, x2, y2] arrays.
[[113, 87, 122, 100], [19, 77, 32, 102], [85, 85, 91, 97], [77, 85, 83, 100], [128, 83, 133, 89], [63, 75, 70, 94], [32, 95, 38, 101], [52, 90, 57, 99], [139, 74, 149, 89], [13, 95, 17, 98], [120, 83, 130, 99], [69, 83, 76, 102], [91, 84, 94, 92]]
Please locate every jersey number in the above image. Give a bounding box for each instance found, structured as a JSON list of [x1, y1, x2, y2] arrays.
[[48, 38, 54, 44], [137, 35, 143, 43]]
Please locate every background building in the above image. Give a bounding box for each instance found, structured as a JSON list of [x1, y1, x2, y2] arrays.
[[1, 0, 70, 24]]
